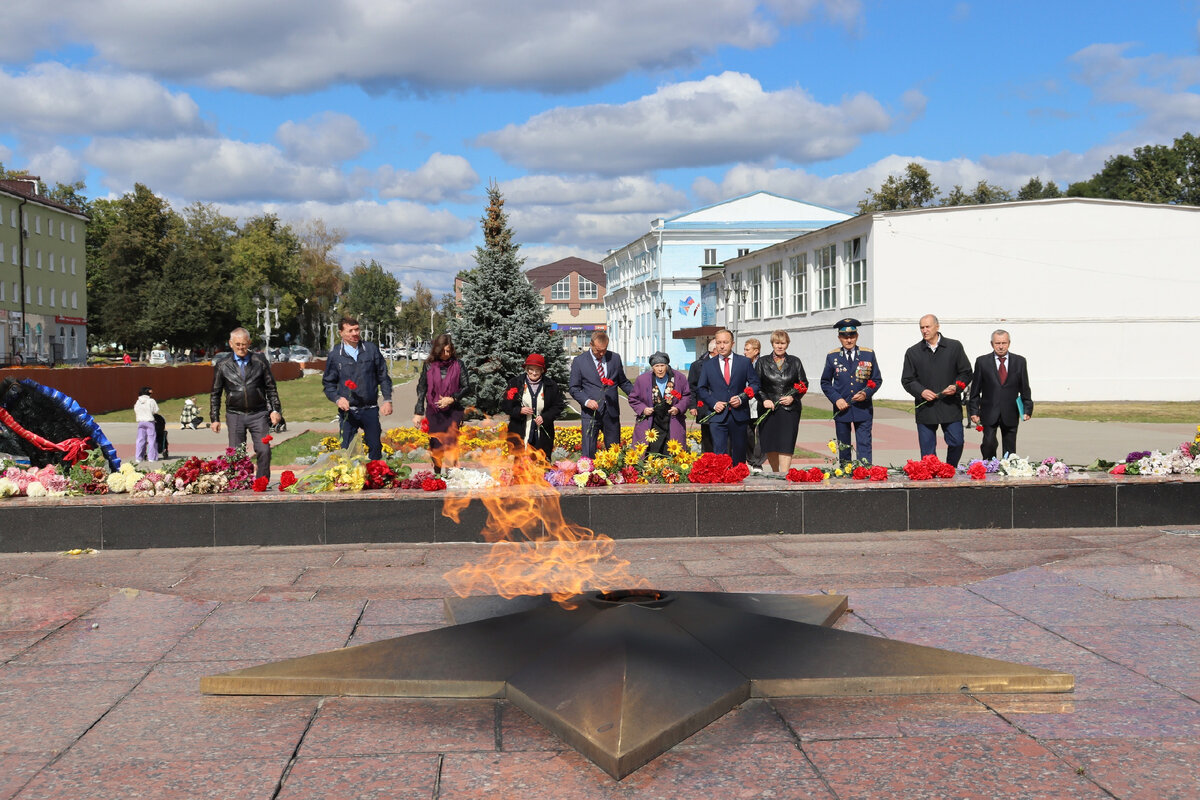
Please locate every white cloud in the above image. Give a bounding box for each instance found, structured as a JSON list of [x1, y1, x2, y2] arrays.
[[477, 72, 898, 174], [692, 149, 1107, 211], [276, 112, 371, 165], [502, 175, 688, 214], [377, 153, 479, 203], [25, 146, 86, 186], [215, 199, 474, 246], [0, 62, 206, 136], [1069, 43, 1200, 144], [342, 242, 476, 295], [85, 136, 366, 202], [4, 1, 861, 95]]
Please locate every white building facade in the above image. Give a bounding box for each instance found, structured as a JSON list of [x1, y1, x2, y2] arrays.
[[723, 197, 1200, 401], [602, 192, 851, 368]]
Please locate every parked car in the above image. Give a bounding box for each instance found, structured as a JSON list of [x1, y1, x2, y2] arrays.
[[380, 347, 405, 360], [287, 346, 313, 363]]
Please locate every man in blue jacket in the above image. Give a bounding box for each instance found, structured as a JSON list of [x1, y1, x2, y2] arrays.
[[322, 316, 393, 460], [820, 318, 881, 466], [697, 329, 761, 465]]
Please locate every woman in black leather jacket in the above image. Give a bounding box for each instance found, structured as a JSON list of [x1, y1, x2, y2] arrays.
[[755, 330, 808, 474]]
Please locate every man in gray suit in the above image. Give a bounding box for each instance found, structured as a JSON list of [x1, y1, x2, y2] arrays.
[[968, 329, 1033, 459], [569, 331, 633, 458]]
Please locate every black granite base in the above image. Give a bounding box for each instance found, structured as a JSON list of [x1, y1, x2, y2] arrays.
[[3, 477, 1198, 552]]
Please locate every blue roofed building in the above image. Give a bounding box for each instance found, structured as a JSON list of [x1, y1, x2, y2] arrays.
[[602, 191, 851, 369]]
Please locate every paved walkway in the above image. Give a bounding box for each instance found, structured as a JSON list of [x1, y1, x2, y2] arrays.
[[1, 525, 1198, 798]]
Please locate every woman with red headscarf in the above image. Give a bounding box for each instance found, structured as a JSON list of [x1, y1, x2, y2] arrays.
[[412, 333, 470, 474], [499, 353, 565, 463]]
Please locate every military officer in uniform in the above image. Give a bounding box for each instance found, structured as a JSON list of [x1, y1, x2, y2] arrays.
[[819, 318, 881, 465]]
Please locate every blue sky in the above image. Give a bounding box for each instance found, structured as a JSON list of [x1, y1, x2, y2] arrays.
[[2, 0, 1198, 296]]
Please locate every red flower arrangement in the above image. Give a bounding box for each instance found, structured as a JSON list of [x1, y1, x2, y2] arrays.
[[252, 476, 269, 492], [506, 387, 519, 400], [697, 401, 705, 408], [902, 454, 956, 480], [975, 425, 984, 432], [670, 390, 682, 401], [744, 386, 756, 398], [793, 381, 807, 394], [261, 435, 273, 444], [365, 459, 397, 489], [601, 377, 615, 387], [852, 465, 889, 481], [279, 470, 297, 491], [955, 380, 967, 390], [688, 453, 750, 484], [866, 380, 877, 389], [619, 465, 641, 484], [967, 461, 987, 480], [419, 418, 430, 433], [786, 466, 825, 483], [421, 476, 447, 491]]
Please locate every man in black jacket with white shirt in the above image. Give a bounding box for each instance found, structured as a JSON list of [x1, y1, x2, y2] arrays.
[[210, 327, 282, 479]]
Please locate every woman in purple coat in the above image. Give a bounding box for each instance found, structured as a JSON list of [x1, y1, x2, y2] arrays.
[[628, 352, 690, 454]]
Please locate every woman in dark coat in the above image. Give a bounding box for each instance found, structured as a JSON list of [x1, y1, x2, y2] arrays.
[[499, 353, 565, 463], [413, 333, 470, 474], [756, 329, 808, 474]]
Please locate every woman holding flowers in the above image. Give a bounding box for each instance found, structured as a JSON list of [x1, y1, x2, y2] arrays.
[[500, 353, 565, 463], [628, 352, 690, 454], [413, 333, 470, 474], [755, 330, 808, 474]]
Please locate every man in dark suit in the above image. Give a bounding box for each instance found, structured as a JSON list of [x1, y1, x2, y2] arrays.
[[569, 330, 633, 458], [322, 316, 394, 460], [968, 329, 1033, 459], [900, 314, 972, 467], [687, 338, 716, 453], [697, 328, 761, 465]]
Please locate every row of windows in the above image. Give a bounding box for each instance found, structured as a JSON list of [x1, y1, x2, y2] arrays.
[[733, 237, 867, 320], [0, 246, 78, 273], [703, 247, 752, 266], [550, 275, 599, 300], [5, 208, 78, 242], [0, 282, 79, 309]]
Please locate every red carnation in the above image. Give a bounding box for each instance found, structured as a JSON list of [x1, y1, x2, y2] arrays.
[[697, 401, 705, 408], [252, 476, 269, 492], [421, 477, 447, 491], [601, 377, 615, 387], [793, 382, 808, 394], [967, 461, 987, 480], [976, 425, 984, 432], [279, 471, 297, 491], [261, 435, 273, 444], [744, 386, 756, 398], [345, 380, 358, 391], [955, 380, 967, 390], [852, 466, 868, 480], [506, 387, 518, 400], [670, 390, 682, 401], [866, 380, 877, 389], [868, 465, 888, 481], [419, 418, 430, 433]]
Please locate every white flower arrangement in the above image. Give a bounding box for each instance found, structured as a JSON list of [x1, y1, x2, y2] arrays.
[[443, 467, 497, 491], [996, 454, 1035, 478], [0, 478, 18, 497], [1136, 450, 1200, 476], [106, 463, 143, 494], [25, 481, 47, 498]]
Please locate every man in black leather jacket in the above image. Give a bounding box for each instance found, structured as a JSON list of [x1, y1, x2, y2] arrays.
[[210, 327, 282, 479]]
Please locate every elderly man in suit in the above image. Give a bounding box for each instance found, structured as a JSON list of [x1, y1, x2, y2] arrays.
[[900, 314, 972, 467], [569, 330, 634, 458], [968, 329, 1033, 459], [697, 328, 761, 466]]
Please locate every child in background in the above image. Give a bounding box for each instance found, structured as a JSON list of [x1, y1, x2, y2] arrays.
[[133, 386, 159, 464]]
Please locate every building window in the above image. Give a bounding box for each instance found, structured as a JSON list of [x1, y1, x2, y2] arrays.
[[0, 245, 4, 263], [70, 225, 76, 243], [578, 276, 598, 299], [767, 261, 783, 317], [0, 282, 4, 301], [747, 267, 762, 319], [48, 253, 54, 272], [71, 257, 76, 275], [844, 237, 866, 307], [72, 290, 78, 309], [704, 248, 717, 265], [48, 219, 54, 237], [49, 288, 55, 307], [551, 276, 571, 300], [25, 285, 30, 303], [9, 209, 14, 227], [790, 254, 808, 314], [737, 248, 751, 257], [34, 215, 41, 234], [36, 252, 42, 269], [37, 287, 43, 306], [816, 244, 837, 310]]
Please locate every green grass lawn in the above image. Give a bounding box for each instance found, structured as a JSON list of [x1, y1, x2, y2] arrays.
[[94, 362, 419, 424]]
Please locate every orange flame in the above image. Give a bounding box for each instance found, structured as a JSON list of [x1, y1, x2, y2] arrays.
[[435, 420, 646, 606]]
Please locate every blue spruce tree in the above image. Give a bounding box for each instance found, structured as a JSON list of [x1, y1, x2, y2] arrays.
[[450, 182, 567, 415]]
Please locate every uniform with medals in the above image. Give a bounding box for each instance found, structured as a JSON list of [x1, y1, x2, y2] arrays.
[[819, 318, 881, 465]]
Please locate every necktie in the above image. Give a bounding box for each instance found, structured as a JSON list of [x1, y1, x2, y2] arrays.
[[998, 356, 1008, 384], [597, 359, 605, 380], [723, 356, 731, 385]]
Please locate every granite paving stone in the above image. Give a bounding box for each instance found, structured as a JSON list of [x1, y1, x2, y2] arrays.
[[978, 695, 1200, 739], [0, 753, 48, 800], [1045, 737, 1200, 800], [773, 695, 1015, 741], [199, 599, 365, 629], [346, 623, 445, 647], [12, 754, 290, 800], [163, 623, 355, 662], [1049, 563, 1200, 599], [299, 698, 496, 757], [356, 597, 448, 626], [275, 754, 442, 800], [804, 734, 1113, 799]]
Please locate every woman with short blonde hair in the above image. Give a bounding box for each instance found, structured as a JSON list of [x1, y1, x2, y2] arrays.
[[756, 329, 808, 473]]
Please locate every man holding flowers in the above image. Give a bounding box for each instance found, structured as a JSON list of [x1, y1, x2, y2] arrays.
[[819, 318, 881, 466], [900, 314, 972, 467]]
